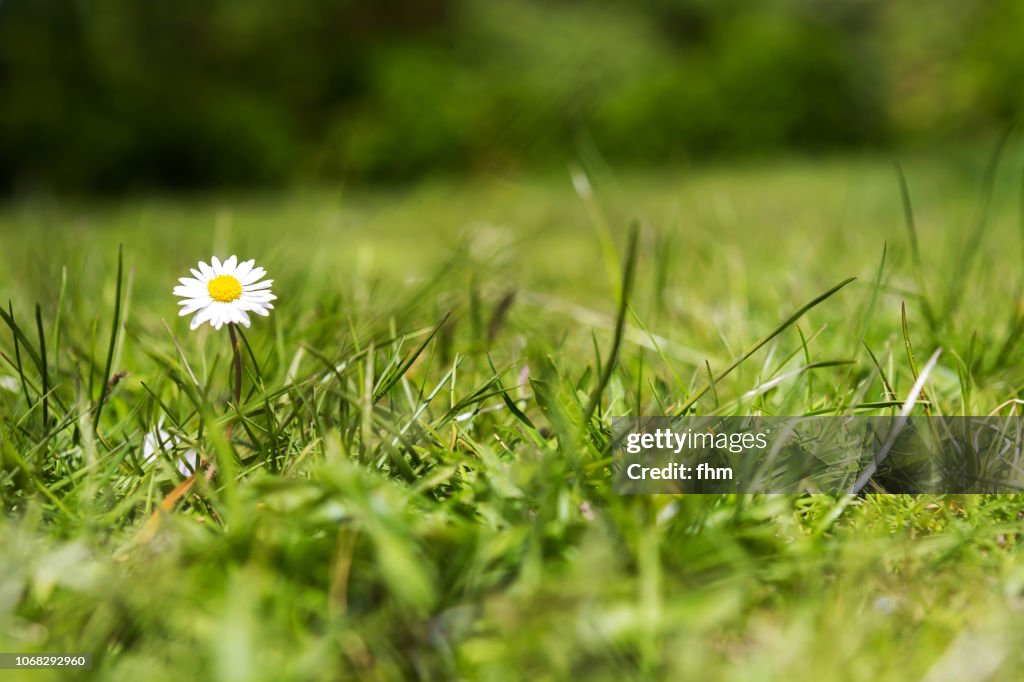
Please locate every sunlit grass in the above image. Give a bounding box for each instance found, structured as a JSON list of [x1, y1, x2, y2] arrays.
[[2, 149, 1024, 680]]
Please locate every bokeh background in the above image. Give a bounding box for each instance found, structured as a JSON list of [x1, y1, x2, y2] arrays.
[[2, 0, 1023, 194]]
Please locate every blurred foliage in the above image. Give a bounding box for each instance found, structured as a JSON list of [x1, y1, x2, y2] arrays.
[[1, 0, 1022, 192]]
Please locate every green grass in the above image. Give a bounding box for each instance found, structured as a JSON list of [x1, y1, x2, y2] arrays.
[[4, 148, 1024, 680]]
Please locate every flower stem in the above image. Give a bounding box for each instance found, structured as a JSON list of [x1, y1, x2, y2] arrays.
[[228, 323, 242, 407]]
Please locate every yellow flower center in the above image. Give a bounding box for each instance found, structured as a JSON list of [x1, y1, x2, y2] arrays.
[[207, 274, 242, 302]]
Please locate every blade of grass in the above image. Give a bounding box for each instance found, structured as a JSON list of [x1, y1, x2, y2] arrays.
[[849, 347, 942, 493], [704, 360, 719, 409], [487, 355, 538, 432], [797, 324, 813, 406], [373, 313, 451, 403], [7, 302, 32, 410], [995, 164, 1024, 369], [740, 360, 854, 400], [895, 165, 936, 331], [94, 244, 124, 432], [629, 307, 688, 401], [802, 400, 929, 416], [901, 301, 933, 416], [571, 165, 622, 299], [35, 303, 48, 428], [52, 266, 67, 381], [857, 242, 888, 348], [673, 276, 857, 416], [943, 127, 1013, 320], [583, 223, 639, 425], [1, 301, 43, 373], [863, 341, 896, 401]]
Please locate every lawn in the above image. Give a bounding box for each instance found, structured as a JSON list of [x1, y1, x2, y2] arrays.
[[3, 148, 1024, 680]]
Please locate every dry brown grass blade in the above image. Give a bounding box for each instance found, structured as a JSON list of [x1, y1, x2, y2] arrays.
[[135, 458, 218, 543]]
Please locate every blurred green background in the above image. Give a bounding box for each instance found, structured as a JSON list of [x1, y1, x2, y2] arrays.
[[1, 0, 1022, 193]]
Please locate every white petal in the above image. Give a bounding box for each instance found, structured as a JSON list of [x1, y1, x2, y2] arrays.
[[234, 259, 255, 280], [142, 434, 157, 461], [191, 306, 214, 330], [146, 429, 177, 458], [144, 431, 173, 466], [223, 255, 238, 273], [240, 267, 266, 285], [177, 450, 199, 476], [211, 305, 226, 329], [211, 256, 223, 274], [181, 297, 212, 312], [241, 291, 275, 302], [198, 261, 215, 278], [190, 268, 206, 281], [236, 309, 252, 327], [244, 304, 271, 316], [239, 296, 275, 308], [220, 303, 237, 328], [173, 284, 206, 297], [179, 302, 206, 316], [178, 277, 203, 287], [244, 279, 274, 291]]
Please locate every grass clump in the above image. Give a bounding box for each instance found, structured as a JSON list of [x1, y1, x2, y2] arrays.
[[3, 150, 1024, 679]]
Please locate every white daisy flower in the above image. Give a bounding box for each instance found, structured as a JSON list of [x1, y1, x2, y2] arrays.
[[142, 428, 200, 477], [173, 255, 276, 330]]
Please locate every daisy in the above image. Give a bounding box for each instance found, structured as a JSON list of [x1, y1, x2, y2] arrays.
[[142, 428, 199, 477], [173, 255, 276, 330]]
